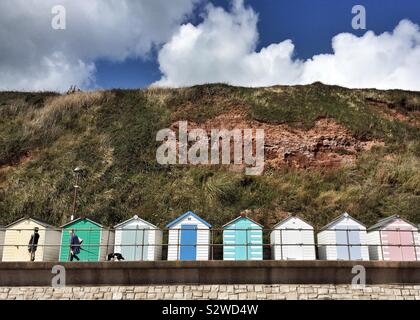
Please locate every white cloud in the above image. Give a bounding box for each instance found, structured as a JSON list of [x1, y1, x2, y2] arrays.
[[155, 0, 420, 91], [2, 0, 420, 91], [0, 0, 199, 91]]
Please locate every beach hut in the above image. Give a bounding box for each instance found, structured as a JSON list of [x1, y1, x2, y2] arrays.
[[223, 215, 263, 261], [114, 215, 162, 261], [166, 211, 211, 261], [317, 213, 369, 260], [0, 226, 6, 261], [367, 215, 420, 261], [59, 218, 114, 262], [2, 217, 61, 262], [270, 216, 316, 260]]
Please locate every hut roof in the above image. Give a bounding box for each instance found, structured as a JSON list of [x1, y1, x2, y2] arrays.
[[272, 215, 313, 229], [368, 215, 418, 231], [223, 215, 263, 228], [114, 215, 158, 229], [166, 211, 211, 228], [60, 217, 104, 229], [5, 217, 55, 229], [320, 212, 366, 231]]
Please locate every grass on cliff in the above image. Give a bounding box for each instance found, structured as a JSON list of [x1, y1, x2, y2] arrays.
[[0, 84, 419, 229]]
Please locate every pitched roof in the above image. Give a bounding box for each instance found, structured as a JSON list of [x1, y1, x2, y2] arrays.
[[5, 217, 55, 229], [223, 215, 263, 228], [272, 215, 314, 229], [368, 215, 418, 231], [114, 215, 158, 229], [166, 211, 212, 228], [320, 212, 366, 231], [60, 217, 104, 228]]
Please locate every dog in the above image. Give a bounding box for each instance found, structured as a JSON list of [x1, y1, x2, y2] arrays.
[[107, 253, 125, 261]]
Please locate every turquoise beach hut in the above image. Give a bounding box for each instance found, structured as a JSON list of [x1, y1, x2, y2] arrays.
[[59, 218, 114, 262], [223, 215, 263, 260]]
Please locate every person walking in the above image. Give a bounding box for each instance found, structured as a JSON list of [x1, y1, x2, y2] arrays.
[[69, 229, 82, 261], [28, 227, 40, 262]]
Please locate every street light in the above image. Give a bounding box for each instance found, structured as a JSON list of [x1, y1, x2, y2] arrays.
[[71, 167, 82, 220]]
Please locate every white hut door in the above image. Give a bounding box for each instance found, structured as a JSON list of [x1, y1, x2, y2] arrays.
[[283, 230, 303, 259]]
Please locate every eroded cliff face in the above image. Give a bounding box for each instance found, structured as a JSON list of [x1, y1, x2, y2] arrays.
[[171, 110, 383, 170], [0, 85, 418, 227]]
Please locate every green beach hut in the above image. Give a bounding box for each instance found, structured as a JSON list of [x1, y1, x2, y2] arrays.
[[59, 218, 114, 262]]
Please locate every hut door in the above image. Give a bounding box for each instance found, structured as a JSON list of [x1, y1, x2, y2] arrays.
[[180, 225, 197, 260], [121, 226, 149, 261], [400, 230, 416, 261], [385, 229, 416, 261], [236, 228, 248, 260], [134, 227, 149, 261], [284, 230, 303, 259], [336, 230, 349, 260], [348, 229, 362, 260], [336, 228, 362, 260], [384, 230, 403, 261]]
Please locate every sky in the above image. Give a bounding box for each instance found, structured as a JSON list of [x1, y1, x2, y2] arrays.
[[1, 0, 420, 91]]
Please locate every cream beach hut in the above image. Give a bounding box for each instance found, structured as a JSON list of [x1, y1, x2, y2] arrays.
[[2, 217, 61, 262], [317, 213, 369, 260], [166, 211, 212, 261], [270, 216, 316, 260], [367, 215, 420, 261], [114, 215, 162, 261]]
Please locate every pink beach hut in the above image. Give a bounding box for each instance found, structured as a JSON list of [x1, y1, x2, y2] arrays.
[[367, 215, 420, 261]]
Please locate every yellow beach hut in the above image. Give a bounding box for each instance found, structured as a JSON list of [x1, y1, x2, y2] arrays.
[[2, 217, 61, 262]]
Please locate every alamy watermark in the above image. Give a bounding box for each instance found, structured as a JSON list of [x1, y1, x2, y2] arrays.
[[156, 121, 265, 175], [51, 265, 66, 287], [351, 265, 366, 289], [352, 5, 366, 30], [51, 5, 66, 30]]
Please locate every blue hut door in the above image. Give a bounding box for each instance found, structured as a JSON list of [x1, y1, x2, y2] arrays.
[[180, 224, 197, 260], [348, 229, 362, 260], [336, 228, 362, 260], [236, 229, 248, 260], [336, 230, 349, 260]]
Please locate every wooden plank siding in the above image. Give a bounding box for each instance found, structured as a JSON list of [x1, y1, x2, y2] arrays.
[[271, 217, 316, 260], [167, 213, 211, 261]]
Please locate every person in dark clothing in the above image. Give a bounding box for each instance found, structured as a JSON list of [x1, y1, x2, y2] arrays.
[[69, 229, 82, 261], [28, 227, 40, 262]]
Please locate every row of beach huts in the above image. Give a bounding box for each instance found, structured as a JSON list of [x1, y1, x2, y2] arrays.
[[0, 211, 419, 262]]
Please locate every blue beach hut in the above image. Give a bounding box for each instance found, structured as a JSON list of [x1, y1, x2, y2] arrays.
[[223, 214, 263, 260]]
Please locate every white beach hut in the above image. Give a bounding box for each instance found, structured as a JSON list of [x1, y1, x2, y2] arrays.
[[270, 216, 316, 260], [114, 215, 162, 261], [367, 215, 420, 261], [166, 211, 212, 261], [2, 217, 61, 262], [317, 213, 369, 260]]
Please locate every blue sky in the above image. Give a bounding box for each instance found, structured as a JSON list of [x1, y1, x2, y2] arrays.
[[94, 0, 420, 89], [1, 0, 420, 91]]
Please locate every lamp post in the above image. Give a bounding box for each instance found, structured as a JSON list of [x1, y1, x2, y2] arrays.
[[71, 167, 82, 220]]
